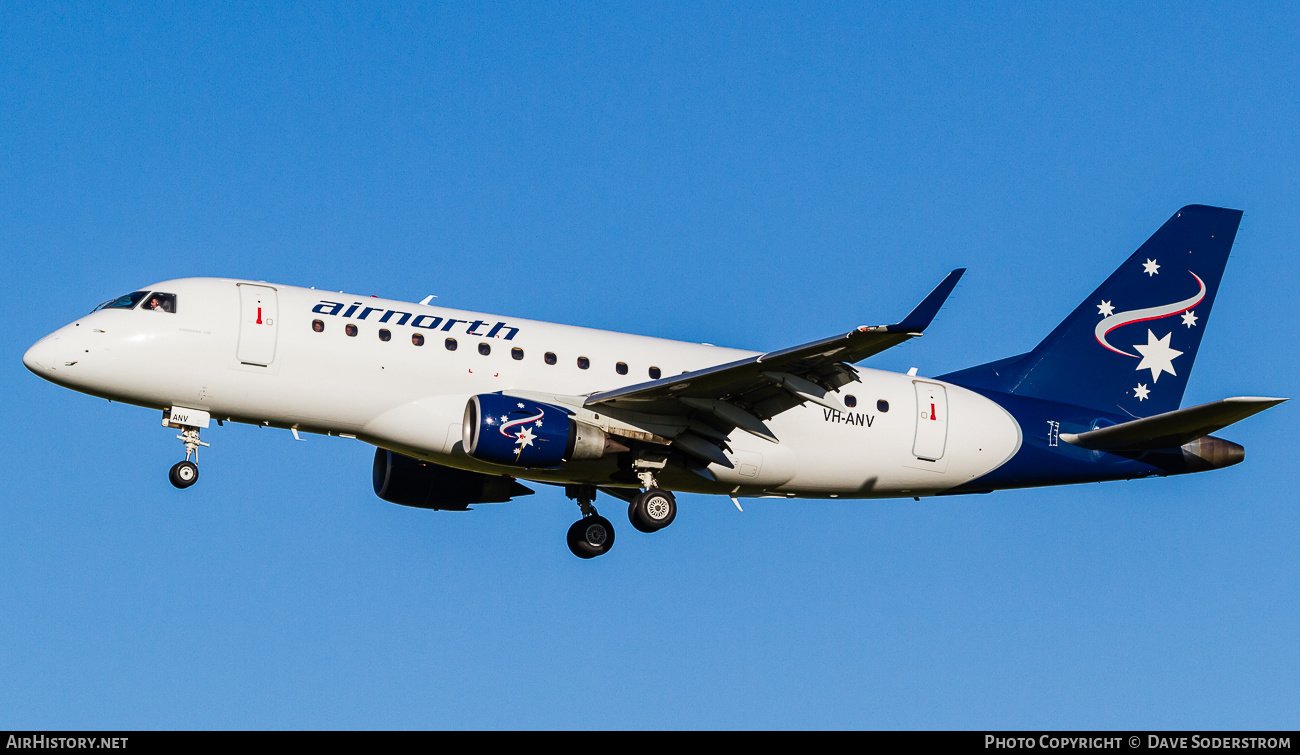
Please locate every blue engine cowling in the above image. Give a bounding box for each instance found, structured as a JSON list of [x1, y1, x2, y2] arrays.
[[464, 394, 576, 467], [372, 448, 535, 510]]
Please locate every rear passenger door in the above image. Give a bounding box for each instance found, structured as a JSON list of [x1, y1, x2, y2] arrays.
[[912, 380, 948, 462]]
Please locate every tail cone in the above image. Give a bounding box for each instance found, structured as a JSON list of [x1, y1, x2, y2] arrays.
[[1180, 435, 1245, 471]]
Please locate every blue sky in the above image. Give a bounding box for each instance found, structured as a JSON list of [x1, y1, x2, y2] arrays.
[[2, 2, 1296, 729]]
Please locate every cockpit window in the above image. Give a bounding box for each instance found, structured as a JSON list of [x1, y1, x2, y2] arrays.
[[96, 291, 150, 311], [141, 293, 177, 313]]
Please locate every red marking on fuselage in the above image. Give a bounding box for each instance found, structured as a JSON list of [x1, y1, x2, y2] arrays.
[[256, 307, 262, 325], [930, 402, 936, 420]]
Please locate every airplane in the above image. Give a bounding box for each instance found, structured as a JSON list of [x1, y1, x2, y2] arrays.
[[22, 205, 1285, 559]]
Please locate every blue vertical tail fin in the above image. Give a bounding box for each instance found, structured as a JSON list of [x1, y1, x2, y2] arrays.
[[941, 205, 1243, 416]]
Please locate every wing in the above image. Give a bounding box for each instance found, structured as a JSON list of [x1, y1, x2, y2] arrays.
[[582, 269, 965, 447]]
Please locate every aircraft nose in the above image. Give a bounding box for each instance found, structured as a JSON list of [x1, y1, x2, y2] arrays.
[[23, 336, 57, 375]]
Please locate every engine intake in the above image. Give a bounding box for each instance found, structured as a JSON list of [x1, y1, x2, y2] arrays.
[[463, 394, 624, 467]]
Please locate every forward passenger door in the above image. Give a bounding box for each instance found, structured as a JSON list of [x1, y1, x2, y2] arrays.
[[236, 284, 279, 366]]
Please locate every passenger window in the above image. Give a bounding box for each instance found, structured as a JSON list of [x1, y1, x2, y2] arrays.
[[577, 356, 590, 370], [478, 343, 491, 356], [312, 319, 325, 333], [142, 293, 177, 313], [445, 338, 457, 351], [511, 347, 524, 360], [844, 395, 857, 408], [649, 366, 662, 380], [877, 399, 889, 413], [345, 324, 358, 337], [616, 362, 628, 375], [544, 352, 557, 365], [378, 329, 391, 342], [412, 333, 425, 346], [98, 291, 150, 311]]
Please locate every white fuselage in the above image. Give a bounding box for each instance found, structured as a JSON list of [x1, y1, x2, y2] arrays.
[[24, 277, 1023, 498]]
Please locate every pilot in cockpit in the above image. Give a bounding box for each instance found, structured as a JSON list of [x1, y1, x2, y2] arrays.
[[145, 294, 176, 312]]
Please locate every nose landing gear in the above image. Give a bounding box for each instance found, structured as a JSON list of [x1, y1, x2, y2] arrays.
[[168, 427, 208, 489], [163, 407, 211, 490], [169, 460, 199, 488]]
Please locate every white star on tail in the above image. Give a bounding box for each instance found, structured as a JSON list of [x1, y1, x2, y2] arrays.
[[1133, 383, 1150, 401], [1143, 258, 1160, 276], [1181, 310, 1198, 327], [1133, 330, 1182, 383], [1097, 300, 1115, 317]]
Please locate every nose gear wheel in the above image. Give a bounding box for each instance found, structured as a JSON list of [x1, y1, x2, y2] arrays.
[[169, 460, 199, 489]]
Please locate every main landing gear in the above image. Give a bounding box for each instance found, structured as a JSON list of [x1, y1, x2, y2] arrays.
[[562, 457, 680, 559], [566, 485, 614, 559], [628, 489, 677, 532], [627, 458, 676, 533]]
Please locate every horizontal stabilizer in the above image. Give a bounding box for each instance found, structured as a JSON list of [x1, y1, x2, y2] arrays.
[[1060, 396, 1286, 451]]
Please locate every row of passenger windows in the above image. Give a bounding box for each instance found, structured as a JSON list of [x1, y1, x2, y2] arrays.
[[313, 319, 664, 379], [310, 318, 875, 408]]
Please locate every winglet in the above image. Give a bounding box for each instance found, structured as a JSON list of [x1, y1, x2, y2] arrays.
[[890, 268, 966, 333]]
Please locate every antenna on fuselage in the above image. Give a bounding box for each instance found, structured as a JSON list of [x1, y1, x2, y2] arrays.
[[419, 295, 437, 306]]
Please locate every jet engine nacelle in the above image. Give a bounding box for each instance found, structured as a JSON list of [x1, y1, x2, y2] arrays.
[[372, 448, 534, 510], [463, 393, 623, 467]]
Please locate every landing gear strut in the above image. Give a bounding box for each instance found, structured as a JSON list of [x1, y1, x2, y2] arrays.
[[565, 484, 614, 559], [164, 411, 210, 490], [627, 456, 677, 533]]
